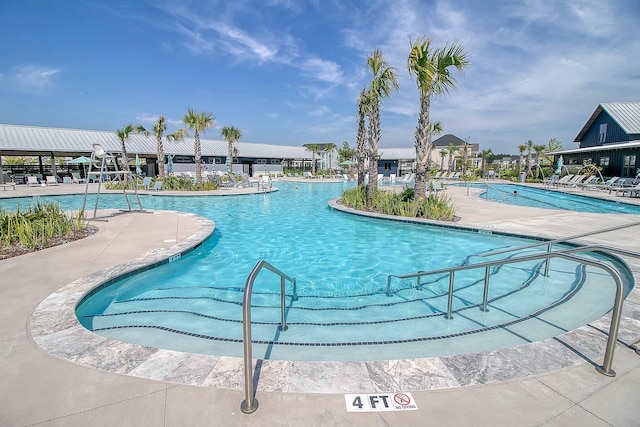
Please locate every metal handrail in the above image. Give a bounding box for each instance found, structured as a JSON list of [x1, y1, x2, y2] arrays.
[[386, 244, 639, 377], [479, 219, 640, 258], [241, 260, 297, 414], [483, 182, 511, 200]]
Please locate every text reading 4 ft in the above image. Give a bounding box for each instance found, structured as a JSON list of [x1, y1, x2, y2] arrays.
[[344, 393, 418, 412]]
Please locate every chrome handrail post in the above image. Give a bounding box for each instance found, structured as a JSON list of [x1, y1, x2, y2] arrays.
[[543, 242, 553, 276], [481, 266, 490, 312], [595, 265, 624, 377], [242, 260, 295, 414], [279, 276, 288, 331], [446, 271, 455, 319], [241, 261, 261, 414]]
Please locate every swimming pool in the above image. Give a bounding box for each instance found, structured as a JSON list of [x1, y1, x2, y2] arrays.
[[7, 183, 633, 361], [464, 182, 640, 214]]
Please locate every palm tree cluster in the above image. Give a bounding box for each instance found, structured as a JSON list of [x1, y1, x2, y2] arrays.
[[117, 109, 244, 186], [356, 37, 469, 204]]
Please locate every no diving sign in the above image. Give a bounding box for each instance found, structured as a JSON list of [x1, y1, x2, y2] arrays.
[[345, 392, 418, 412]]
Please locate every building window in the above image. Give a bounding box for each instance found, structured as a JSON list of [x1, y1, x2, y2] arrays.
[[383, 162, 392, 171], [270, 159, 281, 165], [623, 155, 636, 177], [599, 157, 609, 167], [256, 159, 266, 164], [599, 123, 607, 143]]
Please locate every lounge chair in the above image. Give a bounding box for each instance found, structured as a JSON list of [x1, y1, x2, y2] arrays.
[[430, 181, 445, 192], [152, 180, 163, 191], [577, 176, 598, 189], [543, 175, 559, 189], [555, 175, 573, 186], [616, 182, 640, 197], [239, 173, 252, 188], [71, 172, 86, 184], [138, 176, 152, 191], [26, 176, 40, 187], [219, 173, 234, 189], [559, 174, 585, 187], [62, 176, 73, 184], [629, 184, 640, 198], [45, 175, 59, 186], [611, 178, 633, 195]]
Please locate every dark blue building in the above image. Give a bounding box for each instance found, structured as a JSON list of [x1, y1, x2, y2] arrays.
[[555, 102, 640, 178]]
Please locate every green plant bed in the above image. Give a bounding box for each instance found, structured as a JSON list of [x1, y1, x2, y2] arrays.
[[0, 202, 91, 259], [341, 187, 457, 221]]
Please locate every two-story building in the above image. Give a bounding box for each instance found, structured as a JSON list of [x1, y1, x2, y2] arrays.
[[553, 102, 640, 178]]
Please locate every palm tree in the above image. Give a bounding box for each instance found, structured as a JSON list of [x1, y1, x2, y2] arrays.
[[460, 138, 470, 178], [518, 144, 527, 176], [356, 88, 369, 188], [446, 144, 457, 172], [480, 148, 493, 175], [305, 143, 320, 176], [182, 108, 215, 185], [116, 123, 148, 182], [324, 142, 337, 173], [365, 49, 399, 205], [152, 116, 168, 179], [220, 126, 242, 174], [525, 140, 533, 176], [533, 144, 547, 178], [407, 37, 469, 198], [439, 149, 448, 171], [152, 116, 188, 179], [547, 137, 563, 153]]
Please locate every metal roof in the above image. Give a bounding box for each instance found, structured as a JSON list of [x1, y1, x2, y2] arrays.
[[0, 124, 312, 159], [379, 148, 415, 160], [550, 139, 640, 155], [574, 102, 640, 142]]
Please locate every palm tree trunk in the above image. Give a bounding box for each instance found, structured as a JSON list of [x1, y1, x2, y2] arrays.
[[194, 132, 202, 185], [157, 137, 165, 179], [367, 103, 381, 205], [356, 115, 367, 187], [414, 94, 431, 199]]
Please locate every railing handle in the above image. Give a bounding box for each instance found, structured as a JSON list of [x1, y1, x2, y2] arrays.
[[241, 260, 295, 414]]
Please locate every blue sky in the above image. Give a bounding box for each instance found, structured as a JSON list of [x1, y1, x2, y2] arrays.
[[1, 0, 638, 154]]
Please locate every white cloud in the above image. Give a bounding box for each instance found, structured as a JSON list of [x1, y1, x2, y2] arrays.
[[0, 65, 61, 94], [309, 105, 331, 116]]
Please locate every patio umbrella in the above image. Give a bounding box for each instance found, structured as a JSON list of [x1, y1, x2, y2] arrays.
[[339, 160, 356, 166], [135, 154, 142, 175], [555, 155, 564, 175], [67, 155, 93, 176], [167, 154, 173, 174]]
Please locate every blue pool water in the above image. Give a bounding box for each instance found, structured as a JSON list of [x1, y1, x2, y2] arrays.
[[3, 183, 632, 361], [464, 182, 640, 214]]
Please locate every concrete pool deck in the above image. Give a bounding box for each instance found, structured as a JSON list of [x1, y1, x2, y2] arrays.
[[1, 181, 639, 426]]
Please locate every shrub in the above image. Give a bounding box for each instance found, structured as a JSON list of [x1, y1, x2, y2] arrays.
[[0, 202, 87, 253], [340, 187, 456, 221]]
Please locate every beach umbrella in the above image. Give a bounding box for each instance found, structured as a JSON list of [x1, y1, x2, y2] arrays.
[[135, 154, 142, 175], [167, 154, 173, 174], [67, 155, 93, 176], [555, 155, 564, 175]]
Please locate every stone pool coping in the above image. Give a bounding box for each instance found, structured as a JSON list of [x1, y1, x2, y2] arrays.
[[28, 204, 640, 394]]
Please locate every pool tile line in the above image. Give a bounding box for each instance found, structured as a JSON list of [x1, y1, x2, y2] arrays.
[[27, 208, 640, 394]]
